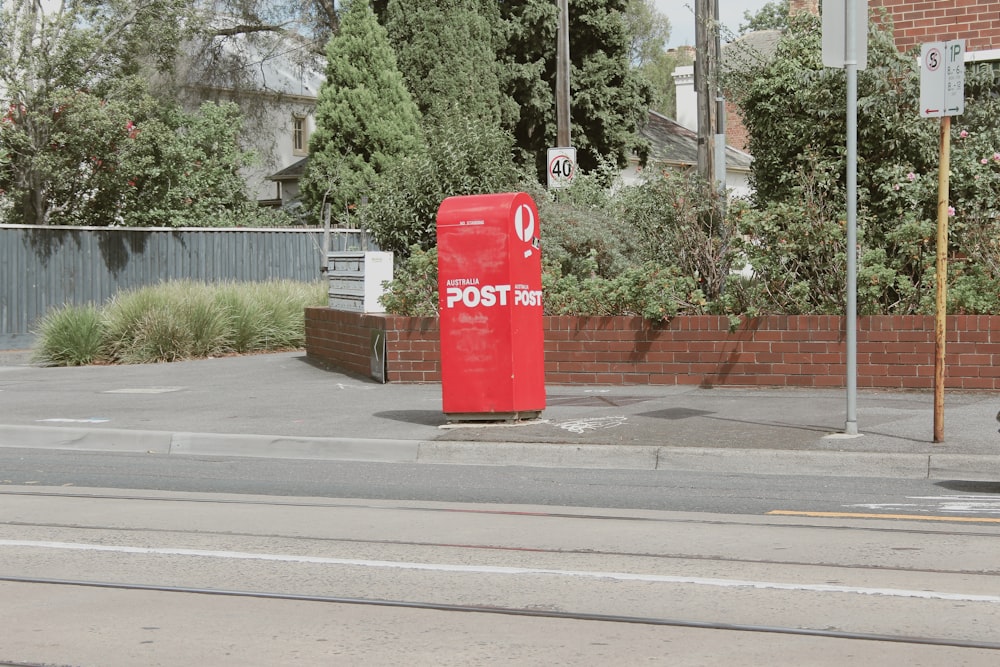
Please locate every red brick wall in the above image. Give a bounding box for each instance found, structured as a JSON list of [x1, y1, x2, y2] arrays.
[[873, 0, 1000, 53], [305, 309, 1000, 390]]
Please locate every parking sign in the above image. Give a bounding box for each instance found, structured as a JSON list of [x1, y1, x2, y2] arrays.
[[920, 40, 965, 118]]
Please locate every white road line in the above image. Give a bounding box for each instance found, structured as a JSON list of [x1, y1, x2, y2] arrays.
[[2, 539, 998, 603]]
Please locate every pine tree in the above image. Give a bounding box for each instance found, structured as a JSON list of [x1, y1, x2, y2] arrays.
[[501, 0, 653, 180], [384, 0, 515, 127], [300, 0, 423, 224]]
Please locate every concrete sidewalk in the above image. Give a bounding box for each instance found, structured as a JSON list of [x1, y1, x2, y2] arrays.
[[0, 351, 998, 479]]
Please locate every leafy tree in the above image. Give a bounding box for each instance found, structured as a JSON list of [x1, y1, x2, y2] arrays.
[[299, 0, 423, 225], [360, 115, 526, 255], [626, 0, 671, 66], [625, 0, 687, 118], [726, 11, 1000, 314], [0, 0, 195, 225], [500, 0, 653, 180], [118, 100, 259, 227], [384, 0, 516, 127], [738, 0, 789, 36]]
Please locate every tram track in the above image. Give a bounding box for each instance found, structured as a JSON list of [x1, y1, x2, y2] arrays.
[[4, 485, 1000, 662], [4, 574, 1000, 652]]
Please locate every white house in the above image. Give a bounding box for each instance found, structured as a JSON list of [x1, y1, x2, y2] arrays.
[[178, 26, 326, 205]]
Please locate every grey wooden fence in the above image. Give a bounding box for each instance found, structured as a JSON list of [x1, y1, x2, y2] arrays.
[[0, 225, 374, 349]]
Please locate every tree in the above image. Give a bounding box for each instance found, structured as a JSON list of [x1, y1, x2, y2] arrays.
[[626, 0, 671, 66], [299, 0, 423, 224], [625, 0, 687, 118], [384, 0, 515, 127], [0, 0, 204, 225], [738, 0, 789, 37], [360, 115, 526, 255], [726, 11, 1000, 314], [500, 0, 653, 180]]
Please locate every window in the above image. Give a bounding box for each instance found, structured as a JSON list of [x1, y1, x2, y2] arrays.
[[292, 115, 308, 155]]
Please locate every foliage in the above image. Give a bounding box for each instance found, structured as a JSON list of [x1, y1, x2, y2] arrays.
[[616, 169, 734, 301], [643, 48, 693, 120], [626, 0, 671, 66], [725, 11, 1000, 315], [32, 305, 105, 367], [378, 172, 706, 321], [500, 0, 653, 180], [299, 0, 423, 226], [732, 159, 849, 314], [378, 239, 703, 322], [378, 245, 440, 317], [384, 0, 516, 127], [0, 0, 198, 225], [359, 114, 528, 256], [737, 0, 789, 37], [542, 254, 703, 320], [534, 168, 632, 281], [33, 280, 326, 366]]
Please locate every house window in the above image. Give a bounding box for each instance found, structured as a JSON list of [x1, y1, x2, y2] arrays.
[[292, 115, 308, 155]]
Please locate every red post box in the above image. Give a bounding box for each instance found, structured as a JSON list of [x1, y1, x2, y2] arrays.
[[436, 192, 545, 420]]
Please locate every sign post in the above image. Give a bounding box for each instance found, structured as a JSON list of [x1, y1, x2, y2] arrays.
[[920, 40, 965, 443]]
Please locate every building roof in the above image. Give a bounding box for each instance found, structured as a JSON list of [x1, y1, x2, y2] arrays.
[[639, 110, 752, 172], [722, 29, 782, 73], [268, 157, 309, 181]]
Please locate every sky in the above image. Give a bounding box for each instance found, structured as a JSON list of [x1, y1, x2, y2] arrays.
[[658, 0, 776, 49]]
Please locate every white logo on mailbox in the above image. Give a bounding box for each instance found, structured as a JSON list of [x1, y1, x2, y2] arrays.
[[513, 204, 535, 243]]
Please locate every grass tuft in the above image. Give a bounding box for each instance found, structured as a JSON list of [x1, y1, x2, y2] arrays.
[[33, 280, 326, 366]]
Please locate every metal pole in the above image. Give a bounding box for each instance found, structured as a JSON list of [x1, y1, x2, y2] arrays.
[[844, 0, 858, 435], [934, 116, 951, 443], [556, 0, 571, 147]]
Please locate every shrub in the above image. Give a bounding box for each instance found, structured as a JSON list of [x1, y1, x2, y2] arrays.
[[33, 305, 106, 366], [359, 114, 528, 256], [33, 280, 326, 366]]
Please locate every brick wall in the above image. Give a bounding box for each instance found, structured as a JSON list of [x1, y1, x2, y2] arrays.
[[873, 0, 1000, 53], [305, 309, 1000, 390]]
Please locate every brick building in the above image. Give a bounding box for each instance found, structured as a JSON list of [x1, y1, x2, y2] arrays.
[[872, 0, 1000, 54]]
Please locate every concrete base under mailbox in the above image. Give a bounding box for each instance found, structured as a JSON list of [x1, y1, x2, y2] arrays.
[[444, 411, 543, 424]]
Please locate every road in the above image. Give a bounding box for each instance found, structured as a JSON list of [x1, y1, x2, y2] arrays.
[[2, 449, 1000, 665]]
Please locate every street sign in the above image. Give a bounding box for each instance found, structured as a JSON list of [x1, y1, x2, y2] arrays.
[[546, 147, 576, 189], [921, 40, 965, 118], [822, 0, 869, 70]]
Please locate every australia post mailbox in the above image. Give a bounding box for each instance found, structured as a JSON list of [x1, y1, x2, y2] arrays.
[[436, 192, 545, 420]]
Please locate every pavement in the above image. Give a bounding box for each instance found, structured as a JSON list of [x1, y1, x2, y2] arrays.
[[0, 349, 999, 480]]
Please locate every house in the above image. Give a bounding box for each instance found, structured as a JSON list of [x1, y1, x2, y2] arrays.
[[178, 25, 326, 206], [672, 30, 781, 154], [621, 110, 753, 196]]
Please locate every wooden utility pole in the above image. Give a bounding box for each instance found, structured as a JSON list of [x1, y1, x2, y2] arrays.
[[556, 0, 571, 147], [694, 0, 716, 184], [934, 116, 951, 443]]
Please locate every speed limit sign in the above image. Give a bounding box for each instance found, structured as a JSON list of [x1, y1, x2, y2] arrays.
[[546, 147, 576, 189]]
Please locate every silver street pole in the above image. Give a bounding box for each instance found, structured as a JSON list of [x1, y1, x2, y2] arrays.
[[845, 0, 858, 435]]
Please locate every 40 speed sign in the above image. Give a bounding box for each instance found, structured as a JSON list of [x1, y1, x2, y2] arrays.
[[546, 147, 576, 189]]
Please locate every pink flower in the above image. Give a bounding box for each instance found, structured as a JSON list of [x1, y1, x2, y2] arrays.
[[948, 206, 956, 217], [959, 130, 969, 139], [906, 172, 916, 181], [994, 152, 1000, 162], [893, 184, 901, 191], [981, 158, 989, 165]]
